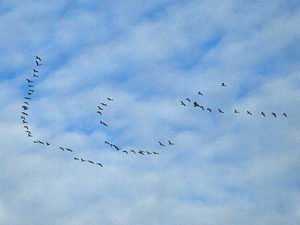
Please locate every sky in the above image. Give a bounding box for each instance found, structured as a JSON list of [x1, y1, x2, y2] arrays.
[[1, 0, 300, 224]]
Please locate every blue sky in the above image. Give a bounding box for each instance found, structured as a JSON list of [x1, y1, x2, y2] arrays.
[[1, 0, 300, 225]]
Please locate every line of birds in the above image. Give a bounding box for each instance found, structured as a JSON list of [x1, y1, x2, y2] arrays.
[[180, 84, 288, 118], [97, 99, 114, 127], [21, 57, 104, 168], [104, 141, 159, 155]]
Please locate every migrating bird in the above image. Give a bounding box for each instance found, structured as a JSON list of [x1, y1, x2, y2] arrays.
[[207, 108, 212, 112], [272, 112, 277, 118], [146, 151, 152, 155], [234, 109, 240, 113], [26, 79, 33, 83], [38, 141, 44, 145], [35, 56, 42, 61], [218, 108, 224, 113], [98, 106, 103, 110], [221, 82, 227, 87], [168, 140, 175, 145], [181, 101, 186, 106], [130, 150, 136, 154], [153, 152, 159, 155], [23, 101, 29, 105], [33, 141, 39, 143], [107, 98, 114, 101], [33, 74, 39, 78], [88, 160, 94, 164], [113, 145, 120, 151], [97, 111, 102, 115], [96, 163, 103, 167], [28, 89, 35, 92], [33, 69, 39, 73], [24, 97, 31, 100], [100, 103, 107, 106], [247, 111, 253, 115], [261, 112, 266, 117], [283, 113, 288, 118], [199, 105, 205, 111], [74, 157, 79, 160], [123, 150, 128, 154], [46, 142, 50, 146], [186, 98, 191, 102], [198, 91, 203, 96], [21, 116, 26, 120], [193, 101, 200, 107], [28, 133, 33, 137], [24, 125, 29, 129], [80, 158, 86, 162], [35, 60, 42, 66], [159, 141, 165, 147], [66, 148, 73, 152], [22, 112, 28, 116], [59, 147, 65, 151], [22, 120, 28, 124], [138, 150, 144, 155], [100, 121, 108, 127], [28, 84, 34, 88], [22, 106, 28, 110], [104, 141, 110, 145]]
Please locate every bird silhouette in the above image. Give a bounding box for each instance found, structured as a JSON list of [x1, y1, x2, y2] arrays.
[[107, 98, 114, 101], [159, 141, 165, 147], [33, 74, 39, 78], [272, 112, 277, 118], [21, 116, 26, 120], [261, 112, 266, 117], [24, 97, 31, 100], [146, 151, 152, 155], [186, 98, 191, 102], [33, 69, 39, 73], [193, 101, 200, 107], [22, 106, 28, 110], [38, 141, 44, 145], [24, 125, 29, 129], [59, 147, 64, 151], [234, 109, 240, 113], [283, 113, 288, 117], [100, 121, 108, 126], [198, 91, 203, 96], [207, 108, 212, 112], [34, 141, 38, 143], [66, 148, 73, 152], [74, 157, 79, 160], [153, 152, 159, 155], [104, 141, 110, 145], [28, 133, 33, 137], [168, 140, 175, 145], [100, 103, 107, 106], [130, 150, 136, 154], [80, 158, 86, 162], [35, 60, 42, 66], [113, 145, 120, 151], [23, 101, 29, 105], [221, 82, 227, 87], [97, 111, 102, 115], [26, 79, 33, 83], [138, 150, 144, 155], [98, 106, 103, 110], [96, 163, 103, 167], [28, 84, 34, 88], [218, 108, 224, 113], [22, 112, 28, 116], [46, 142, 50, 146], [199, 105, 205, 111], [123, 150, 128, 154], [35, 56, 42, 61], [22, 120, 28, 124], [181, 101, 186, 106], [247, 111, 252, 115], [88, 160, 94, 164]]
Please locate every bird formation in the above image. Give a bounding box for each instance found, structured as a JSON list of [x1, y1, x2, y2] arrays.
[[180, 83, 288, 118], [104, 141, 159, 155], [21, 57, 104, 168]]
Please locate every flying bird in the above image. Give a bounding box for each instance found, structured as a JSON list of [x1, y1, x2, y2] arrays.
[[100, 103, 107, 106], [104, 141, 110, 145], [261, 112, 266, 117], [146, 151, 152, 155], [199, 105, 205, 111], [24, 97, 31, 100], [193, 101, 200, 107], [38, 141, 45, 145], [272, 112, 277, 118], [159, 141, 165, 147], [59, 147, 65, 151], [28, 84, 34, 88], [22, 112, 28, 116], [80, 158, 86, 162], [181, 101, 186, 106], [168, 140, 175, 145], [23, 101, 29, 105], [107, 98, 114, 101], [35, 56, 42, 61], [221, 82, 227, 87], [98, 106, 103, 110], [22, 106, 28, 110], [283, 113, 288, 118], [22, 120, 28, 124], [198, 91, 203, 96], [88, 160, 94, 164], [153, 152, 159, 155], [97, 111, 102, 115], [218, 108, 224, 113], [113, 145, 120, 151], [33, 69, 39, 73], [28, 89, 35, 92], [138, 150, 144, 155], [234, 109, 240, 113], [35, 60, 42, 66], [21, 116, 26, 120], [207, 108, 212, 112], [24, 125, 29, 129], [26, 79, 33, 83], [74, 157, 79, 160], [100, 121, 108, 126], [96, 163, 103, 167], [186, 98, 191, 102], [130, 150, 136, 154], [66, 148, 73, 152], [247, 111, 252, 115], [33, 74, 39, 78], [46, 142, 50, 146], [123, 150, 128, 154]]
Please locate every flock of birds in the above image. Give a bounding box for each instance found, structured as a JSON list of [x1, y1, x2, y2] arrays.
[[21, 57, 288, 168], [21, 57, 176, 167], [180, 83, 288, 118]]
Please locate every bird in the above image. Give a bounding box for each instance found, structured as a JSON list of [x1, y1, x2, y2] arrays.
[[66, 148, 73, 152], [199, 105, 205, 111], [25, 130, 31, 134], [283, 113, 288, 118], [23, 101, 29, 105], [186, 98, 191, 102], [123, 150, 128, 154], [138, 150, 144, 155], [38, 141, 44, 145], [153, 152, 159, 155], [88, 160, 94, 164], [33, 74, 39, 78], [21, 116, 26, 120], [27, 133, 33, 137], [261, 112, 265, 117], [26, 79, 33, 83], [247, 111, 252, 115], [28, 89, 35, 92], [36, 56, 42, 61], [100, 121, 108, 126], [159, 141, 165, 147], [33, 141, 39, 143], [130, 150, 136, 154], [221, 82, 227, 87], [234, 109, 240, 113], [96, 163, 103, 167], [97, 111, 102, 115], [22, 112, 28, 116], [59, 147, 65, 151], [100, 103, 107, 106], [74, 157, 79, 160], [168, 140, 175, 145], [104, 141, 110, 145], [146, 151, 152, 155], [98, 106, 103, 110], [46, 142, 50, 146], [193, 101, 200, 107], [107, 98, 113, 101], [181, 101, 186, 106], [113, 145, 120, 151], [22, 106, 28, 110], [218, 108, 224, 113], [35, 60, 42, 66], [80, 158, 86, 162], [207, 108, 212, 112], [27, 92, 33, 95], [22, 120, 28, 124], [24, 125, 29, 129], [198, 91, 203, 96], [33, 69, 39, 73], [272, 112, 277, 118], [24, 97, 31, 100], [28, 84, 34, 88]]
